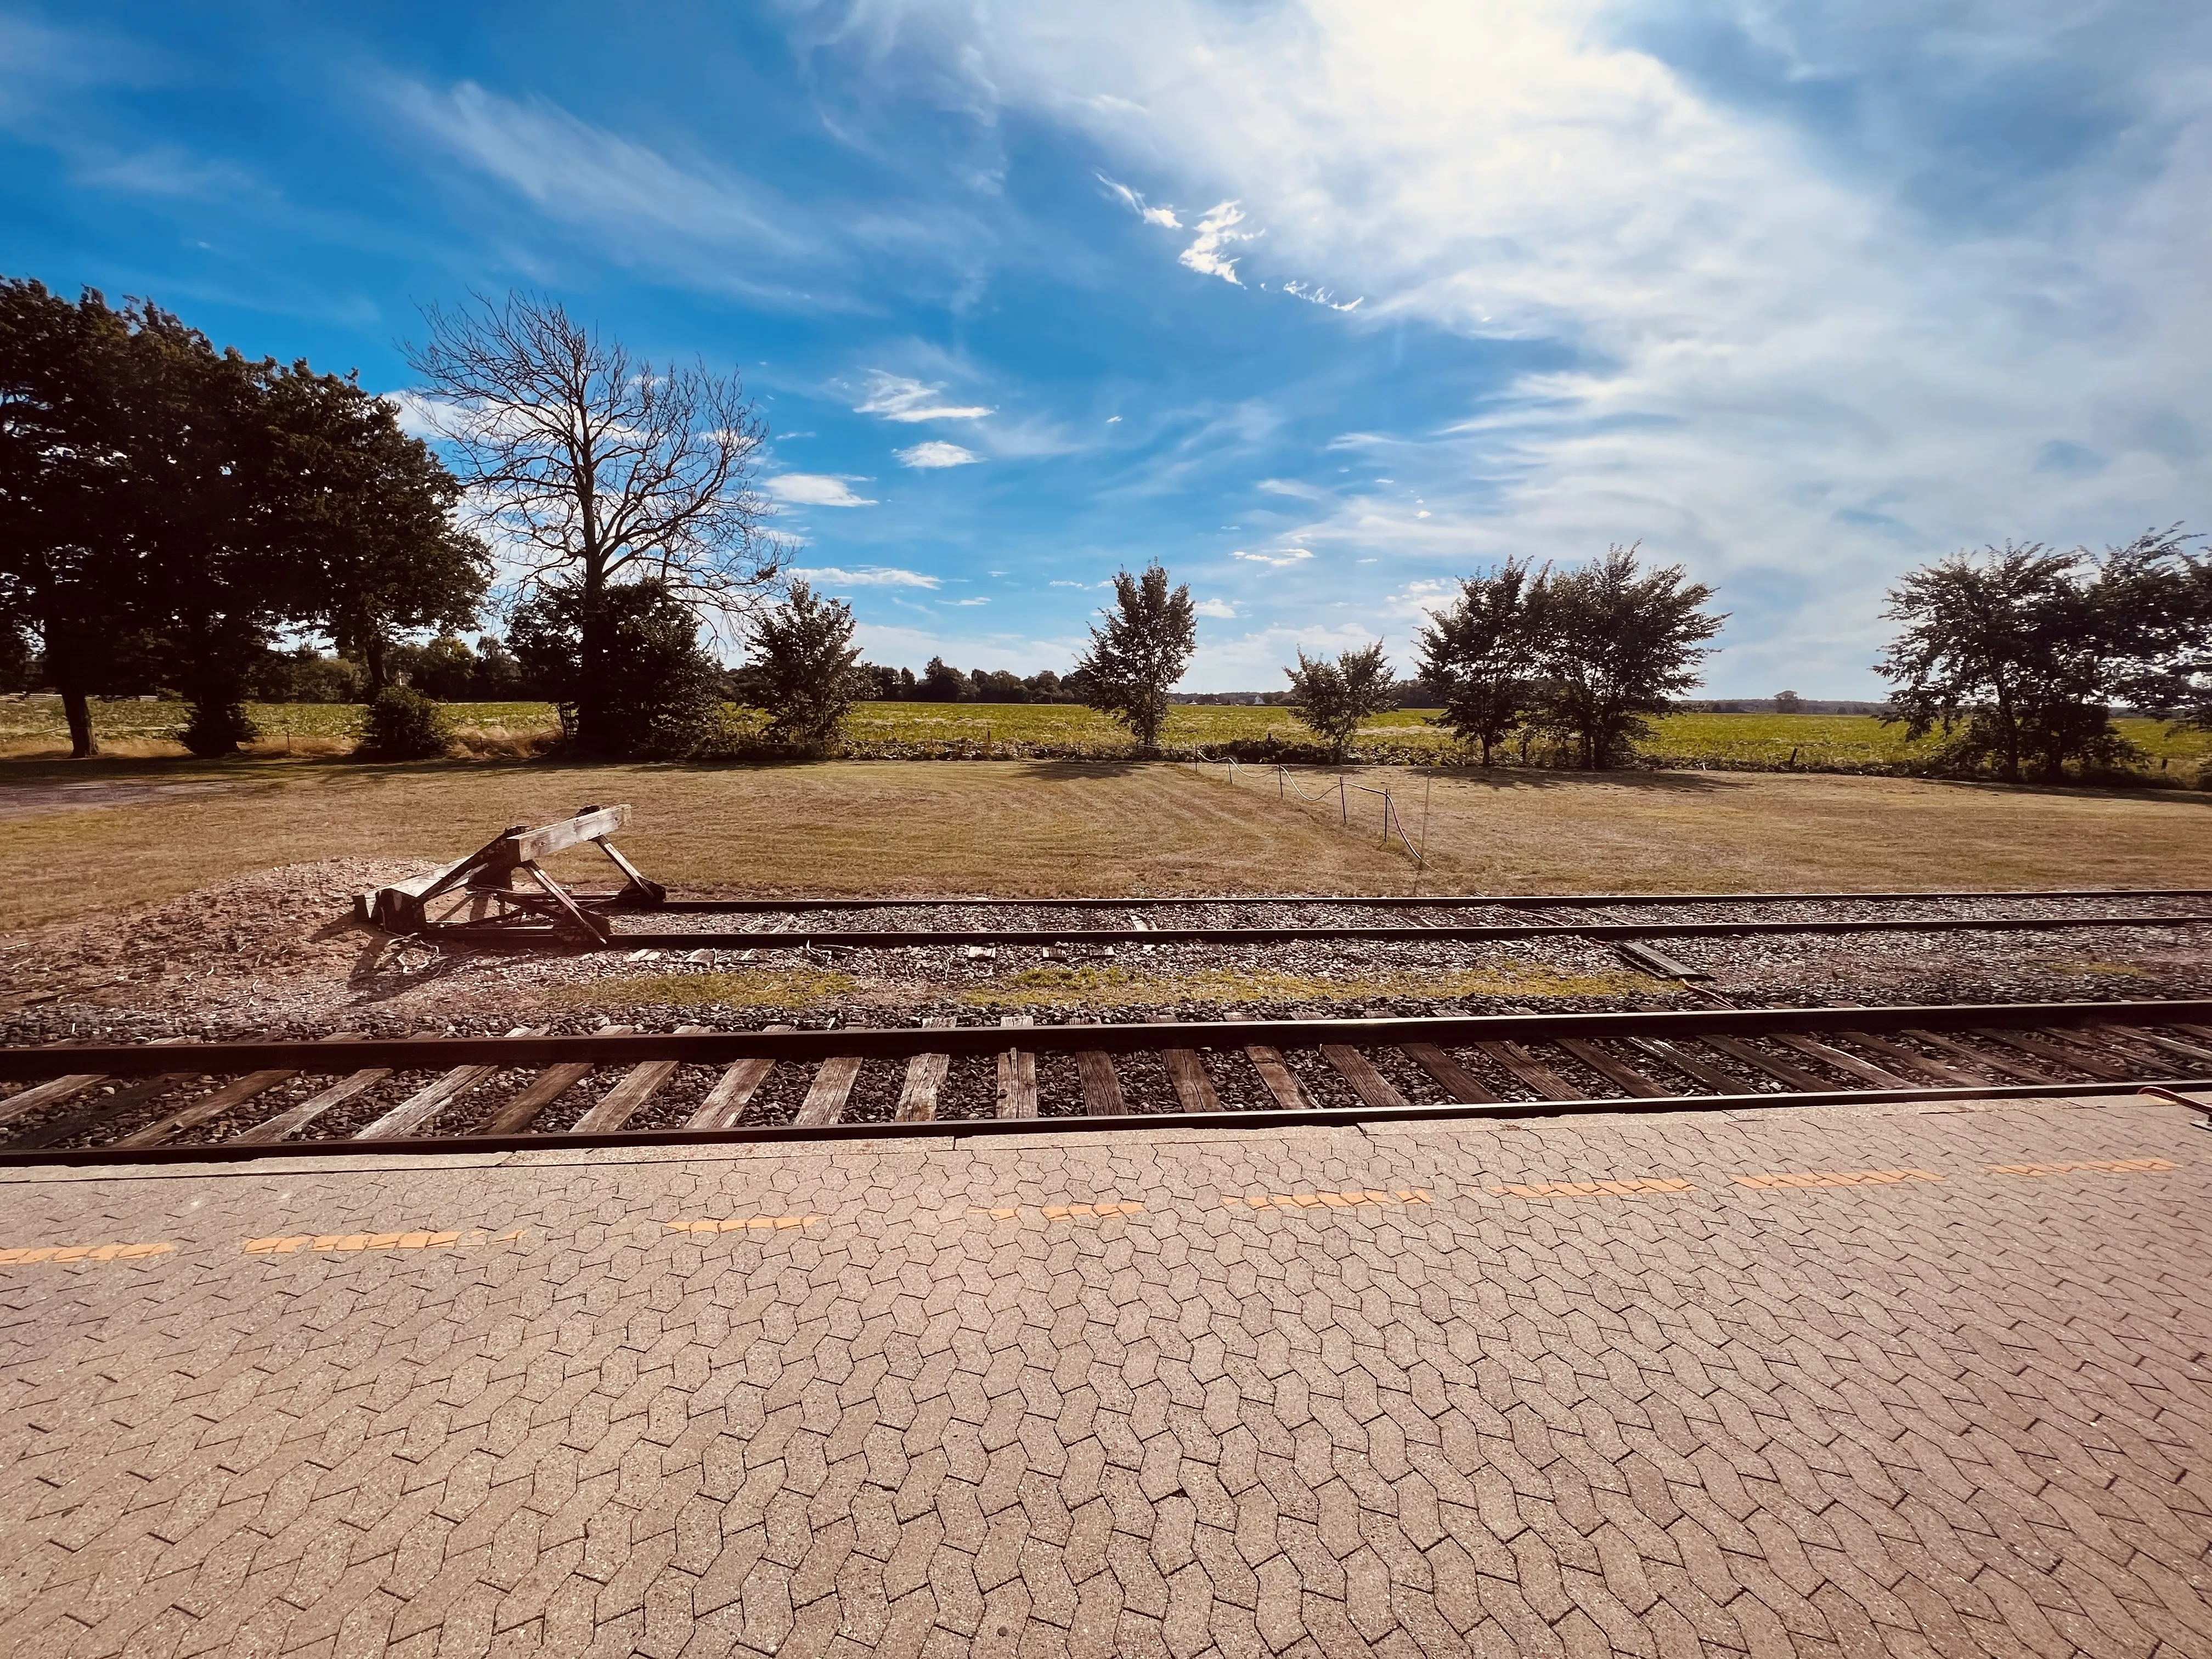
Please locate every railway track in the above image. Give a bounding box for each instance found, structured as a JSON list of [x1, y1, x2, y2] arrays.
[[431, 885, 2212, 949], [4, 998, 2208, 1165]]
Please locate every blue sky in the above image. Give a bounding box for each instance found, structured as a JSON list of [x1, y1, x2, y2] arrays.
[[3, 1, 2206, 694]]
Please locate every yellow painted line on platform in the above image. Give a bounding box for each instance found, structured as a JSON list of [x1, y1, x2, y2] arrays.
[[1224, 1189, 1433, 1211], [1987, 1157, 2178, 1177], [665, 1215, 825, 1233], [1733, 1168, 1944, 1189], [0, 1241, 173, 1264], [243, 1227, 529, 1253], [1490, 1177, 1695, 1199]]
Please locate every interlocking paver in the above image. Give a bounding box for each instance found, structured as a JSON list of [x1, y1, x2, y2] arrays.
[[1, 1095, 2209, 1657]]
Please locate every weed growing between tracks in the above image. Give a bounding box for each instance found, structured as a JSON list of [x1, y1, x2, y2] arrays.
[[960, 961, 1643, 1011]]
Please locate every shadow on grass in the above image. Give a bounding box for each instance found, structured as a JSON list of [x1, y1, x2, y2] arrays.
[[5, 747, 2204, 809]]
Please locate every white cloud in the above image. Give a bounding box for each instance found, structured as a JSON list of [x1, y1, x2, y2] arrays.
[[891, 0, 2212, 692], [768, 473, 877, 507], [950, 597, 991, 606], [1177, 201, 1257, 284], [792, 564, 940, 588], [1098, 172, 1182, 228], [896, 439, 982, 469], [1281, 279, 1362, 312], [1193, 598, 1239, 619], [1048, 579, 1091, 587], [855, 370, 992, 422], [1233, 548, 1314, 568], [393, 80, 840, 301]]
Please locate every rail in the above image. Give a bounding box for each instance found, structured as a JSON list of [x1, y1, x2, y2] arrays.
[[4, 998, 2208, 1165]]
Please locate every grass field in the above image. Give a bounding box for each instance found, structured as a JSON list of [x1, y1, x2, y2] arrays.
[[4, 757, 2207, 935], [6, 695, 2204, 772]]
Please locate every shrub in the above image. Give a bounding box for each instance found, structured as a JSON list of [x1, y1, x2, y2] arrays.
[[509, 577, 726, 759], [178, 698, 257, 758], [746, 580, 862, 750], [354, 686, 451, 759]]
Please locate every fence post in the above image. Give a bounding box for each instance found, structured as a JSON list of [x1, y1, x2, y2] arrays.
[[1339, 775, 1347, 825]]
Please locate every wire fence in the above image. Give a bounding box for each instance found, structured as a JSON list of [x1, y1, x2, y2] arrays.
[[1191, 758, 1431, 881]]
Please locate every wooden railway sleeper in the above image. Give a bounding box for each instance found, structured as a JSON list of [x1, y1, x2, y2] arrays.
[[1970, 1028, 2134, 1081]]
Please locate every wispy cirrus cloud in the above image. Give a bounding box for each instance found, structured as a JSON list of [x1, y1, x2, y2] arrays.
[[1098, 172, 1182, 228], [1177, 200, 1256, 284], [1233, 548, 1314, 568], [896, 440, 980, 468], [768, 474, 877, 507], [855, 370, 992, 422], [397, 80, 815, 258]]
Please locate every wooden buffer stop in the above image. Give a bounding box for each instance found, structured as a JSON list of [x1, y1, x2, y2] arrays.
[[355, 805, 664, 947]]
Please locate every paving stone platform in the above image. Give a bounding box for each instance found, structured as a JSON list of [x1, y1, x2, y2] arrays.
[[1, 1094, 2209, 1658]]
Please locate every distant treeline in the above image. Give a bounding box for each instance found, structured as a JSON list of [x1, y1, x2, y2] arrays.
[[1678, 698, 1889, 715]]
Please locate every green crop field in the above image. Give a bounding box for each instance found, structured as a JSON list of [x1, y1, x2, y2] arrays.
[[2, 694, 2204, 774]]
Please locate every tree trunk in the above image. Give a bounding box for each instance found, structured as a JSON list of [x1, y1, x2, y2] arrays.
[[363, 633, 388, 698], [575, 567, 612, 757], [1995, 683, 2019, 783], [60, 684, 97, 759]]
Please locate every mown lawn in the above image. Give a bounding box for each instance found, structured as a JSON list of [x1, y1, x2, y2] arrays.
[[3, 757, 2208, 935]]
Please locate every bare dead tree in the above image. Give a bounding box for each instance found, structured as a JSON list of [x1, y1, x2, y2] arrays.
[[405, 291, 781, 753]]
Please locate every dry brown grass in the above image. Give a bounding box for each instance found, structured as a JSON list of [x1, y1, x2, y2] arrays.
[[1321, 765, 2212, 893], [2, 755, 2208, 936]]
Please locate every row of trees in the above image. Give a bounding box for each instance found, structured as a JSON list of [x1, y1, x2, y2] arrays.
[[0, 278, 488, 757], [1875, 529, 2210, 782], [2, 283, 789, 759], [1413, 546, 1725, 769]]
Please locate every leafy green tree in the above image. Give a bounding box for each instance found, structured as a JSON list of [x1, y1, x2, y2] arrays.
[[917, 657, 971, 702], [746, 580, 862, 748], [1877, 529, 2209, 782], [509, 577, 727, 759], [1285, 642, 1392, 760], [1073, 563, 1198, 755], [1525, 545, 1725, 770], [259, 364, 488, 695], [1416, 558, 1538, 765], [0, 279, 146, 755], [397, 633, 483, 701], [108, 301, 283, 757], [0, 617, 35, 693], [407, 292, 780, 757], [2, 278, 483, 756]]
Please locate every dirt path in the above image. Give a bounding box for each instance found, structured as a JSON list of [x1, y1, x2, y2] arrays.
[[0, 780, 239, 820]]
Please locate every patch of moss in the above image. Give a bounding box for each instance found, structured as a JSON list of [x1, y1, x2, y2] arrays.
[[964, 961, 1637, 1009], [2041, 959, 2151, 978], [553, 968, 859, 1010]]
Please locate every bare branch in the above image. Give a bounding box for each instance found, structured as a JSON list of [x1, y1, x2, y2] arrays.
[[404, 291, 784, 618]]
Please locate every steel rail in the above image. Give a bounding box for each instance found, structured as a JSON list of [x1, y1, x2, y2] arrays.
[[8, 998, 2209, 1077], [0, 1077, 2205, 1169], [449, 915, 2212, 951], [644, 886, 2212, 912]]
